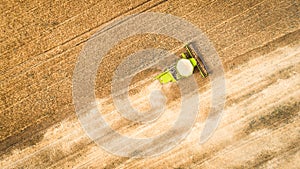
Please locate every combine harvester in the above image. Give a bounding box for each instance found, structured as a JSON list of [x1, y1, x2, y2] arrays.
[[155, 44, 208, 84]]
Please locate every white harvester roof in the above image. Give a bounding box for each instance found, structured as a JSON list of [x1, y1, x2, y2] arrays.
[[176, 59, 194, 77]]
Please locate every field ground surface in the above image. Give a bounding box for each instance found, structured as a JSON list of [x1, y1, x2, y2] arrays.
[[0, 0, 299, 168]]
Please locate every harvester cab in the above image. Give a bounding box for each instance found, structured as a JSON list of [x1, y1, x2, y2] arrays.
[[155, 44, 208, 84]]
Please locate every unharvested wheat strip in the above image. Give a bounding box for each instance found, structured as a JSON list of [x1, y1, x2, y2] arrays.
[[0, 0, 256, 83], [0, 0, 151, 56], [0, 0, 165, 75], [1, 2, 294, 114]]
